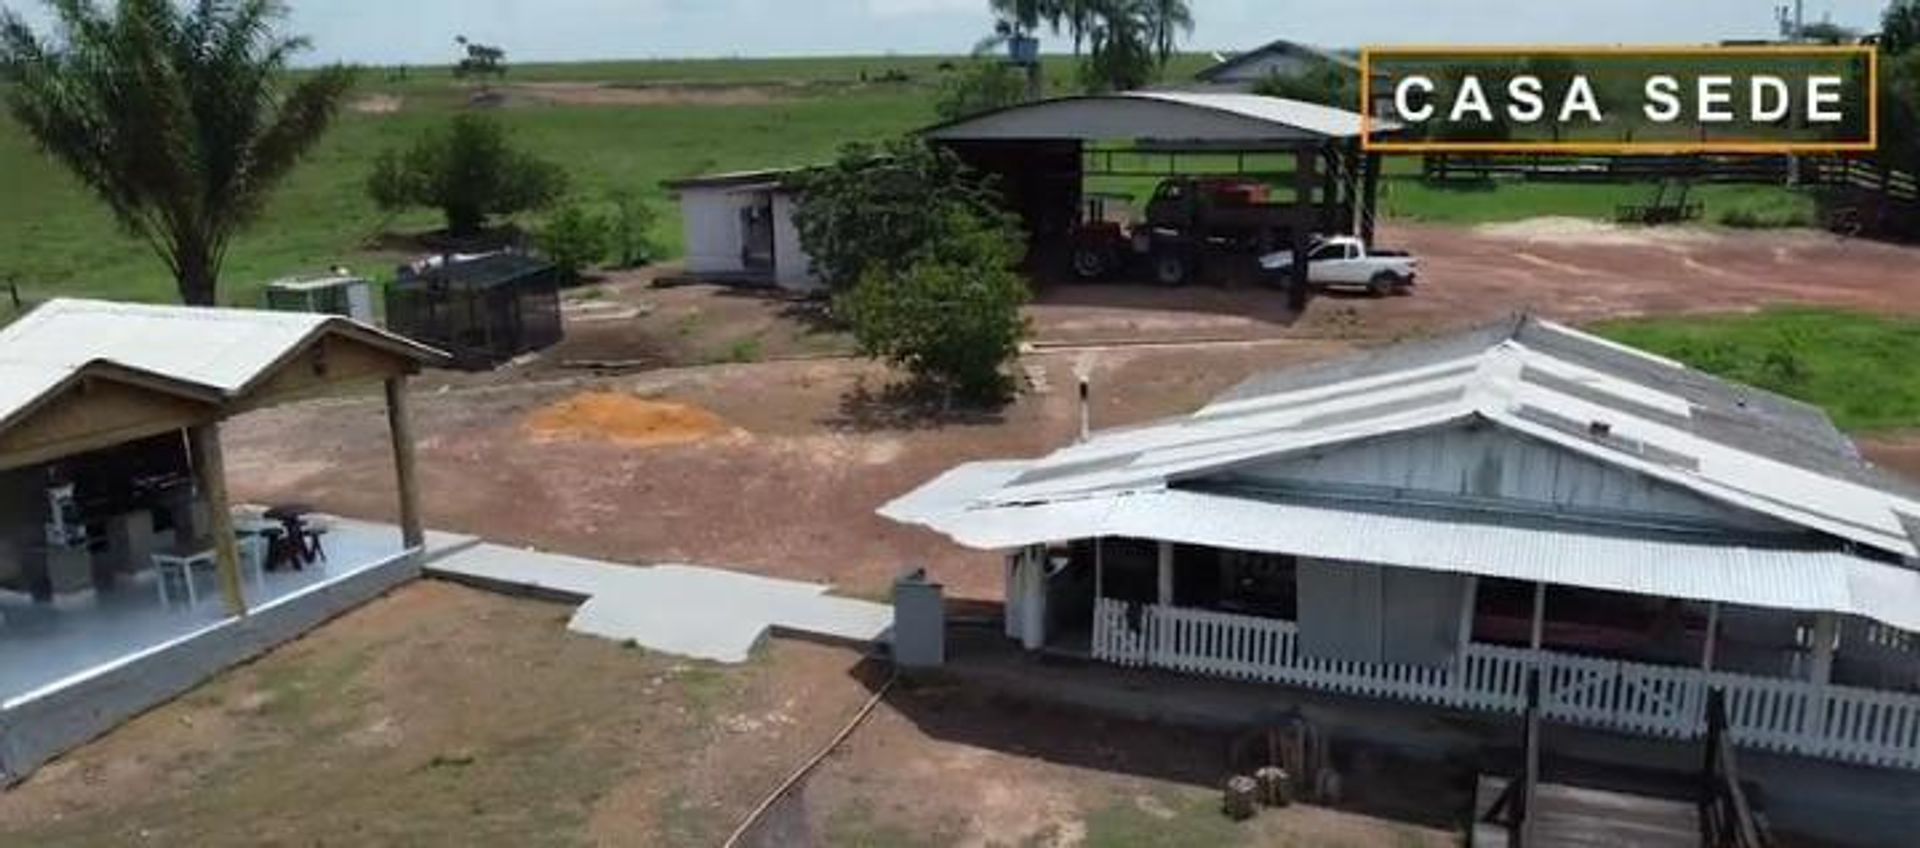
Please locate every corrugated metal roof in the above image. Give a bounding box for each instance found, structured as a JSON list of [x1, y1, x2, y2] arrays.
[[881, 316, 1920, 627], [1194, 39, 1364, 80], [921, 91, 1392, 143], [0, 299, 446, 431], [884, 481, 1920, 631]]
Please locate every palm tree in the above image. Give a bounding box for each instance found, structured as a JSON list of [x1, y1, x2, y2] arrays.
[[1144, 0, 1192, 66], [0, 0, 354, 306]]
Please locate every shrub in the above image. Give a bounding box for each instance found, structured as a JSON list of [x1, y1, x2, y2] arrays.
[[835, 211, 1029, 404], [537, 205, 608, 284], [792, 137, 1021, 292], [605, 188, 662, 268], [1252, 61, 1359, 110], [368, 114, 567, 236]]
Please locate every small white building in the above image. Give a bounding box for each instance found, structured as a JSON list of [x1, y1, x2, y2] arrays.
[[665, 168, 819, 293]]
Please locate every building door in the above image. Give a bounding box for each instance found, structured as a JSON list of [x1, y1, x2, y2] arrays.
[[739, 199, 775, 271]]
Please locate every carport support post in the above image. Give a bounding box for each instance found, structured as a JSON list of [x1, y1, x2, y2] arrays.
[[1809, 611, 1838, 738], [1529, 582, 1546, 651], [189, 423, 247, 617], [1288, 149, 1314, 312], [385, 376, 424, 551], [1360, 152, 1382, 248]]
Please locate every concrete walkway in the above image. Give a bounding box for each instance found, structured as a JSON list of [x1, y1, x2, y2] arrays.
[[424, 544, 893, 663]]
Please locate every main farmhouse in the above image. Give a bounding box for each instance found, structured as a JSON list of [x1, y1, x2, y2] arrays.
[[884, 316, 1920, 772]]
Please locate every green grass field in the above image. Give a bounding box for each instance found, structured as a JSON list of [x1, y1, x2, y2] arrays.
[[1594, 308, 1920, 432], [0, 52, 1819, 307]]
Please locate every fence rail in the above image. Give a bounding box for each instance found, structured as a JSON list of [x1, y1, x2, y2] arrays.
[[1093, 599, 1920, 770], [1421, 153, 1917, 201]]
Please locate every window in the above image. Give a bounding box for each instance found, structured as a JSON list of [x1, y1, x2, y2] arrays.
[[1307, 242, 1343, 262]]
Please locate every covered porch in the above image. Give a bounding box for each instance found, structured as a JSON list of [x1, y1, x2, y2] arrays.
[[1007, 537, 1920, 771], [0, 300, 443, 782], [0, 516, 411, 706]]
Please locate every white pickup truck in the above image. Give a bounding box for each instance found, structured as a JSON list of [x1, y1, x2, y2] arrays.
[[1260, 236, 1420, 296]]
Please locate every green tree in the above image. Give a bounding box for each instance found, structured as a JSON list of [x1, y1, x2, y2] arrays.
[[368, 114, 568, 237], [791, 137, 1020, 292], [537, 204, 608, 284], [604, 188, 661, 268], [1143, 0, 1192, 66], [836, 211, 1030, 404], [1886, 1, 1920, 56], [0, 0, 354, 306], [1079, 0, 1157, 92], [1252, 61, 1359, 110], [936, 60, 1030, 120]]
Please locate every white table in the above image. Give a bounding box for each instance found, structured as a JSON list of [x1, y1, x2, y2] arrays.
[[153, 540, 266, 609]]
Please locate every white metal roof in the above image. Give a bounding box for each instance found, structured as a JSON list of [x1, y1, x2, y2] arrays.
[[880, 316, 1920, 628], [0, 298, 445, 429], [922, 91, 1393, 143], [882, 483, 1920, 631]]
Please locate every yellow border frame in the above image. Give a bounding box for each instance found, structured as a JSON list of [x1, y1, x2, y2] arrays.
[[1360, 45, 1879, 154]]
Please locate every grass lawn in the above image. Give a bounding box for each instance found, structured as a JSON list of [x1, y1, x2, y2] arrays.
[[1593, 308, 1920, 432]]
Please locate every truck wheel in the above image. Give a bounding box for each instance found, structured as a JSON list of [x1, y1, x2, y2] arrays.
[[1367, 271, 1397, 297], [1153, 252, 1191, 287], [1070, 245, 1111, 280]]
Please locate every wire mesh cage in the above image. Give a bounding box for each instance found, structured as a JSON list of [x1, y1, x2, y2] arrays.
[[385, 253, 562, 370]]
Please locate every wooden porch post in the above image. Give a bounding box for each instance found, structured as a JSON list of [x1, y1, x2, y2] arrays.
[[1809, 612, 1837, 684], [385, 376, 425, 551], [1156, 540, 1173, 607], [1094, 537, 1105, 604], [188, 423, 246, 617], [1529, 582, 1547, 651], [1455, 575, 1479, 685], [1701, 602, 1721, 672]]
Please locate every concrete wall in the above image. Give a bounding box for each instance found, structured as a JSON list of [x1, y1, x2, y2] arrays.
[[0, 551, 422, 784], [770, 192, 819, 292], [679, 188, 754, 276]]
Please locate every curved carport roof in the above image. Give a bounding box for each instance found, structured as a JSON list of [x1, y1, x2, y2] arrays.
[[921, 91, 1393, 147]]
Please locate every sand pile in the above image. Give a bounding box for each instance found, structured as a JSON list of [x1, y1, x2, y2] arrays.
[[524, 391, 733, 447]]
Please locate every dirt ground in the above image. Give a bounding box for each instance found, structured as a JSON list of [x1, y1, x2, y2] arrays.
[[0, 582, 885, 847], [1028, 220, 1920, 346], [787, 679, 1463, 847]]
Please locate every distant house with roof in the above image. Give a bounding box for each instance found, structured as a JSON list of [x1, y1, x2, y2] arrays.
[[1192, 38, 1360, 89], [884, 316, 1920, 787]]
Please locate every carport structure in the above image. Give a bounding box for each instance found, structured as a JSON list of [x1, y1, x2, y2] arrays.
[[921, 91, 1393, 308]]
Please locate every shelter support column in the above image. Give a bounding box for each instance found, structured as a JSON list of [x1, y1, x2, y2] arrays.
[[1156, 541, 1173, 607], [385, 376, 424, 551], [189, 423, 246, 617], [1360, 152, 1382, 248], [1288, 149, 1314, 312]]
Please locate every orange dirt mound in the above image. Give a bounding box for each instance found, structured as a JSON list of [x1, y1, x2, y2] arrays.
[[524, 392, 732, 447]]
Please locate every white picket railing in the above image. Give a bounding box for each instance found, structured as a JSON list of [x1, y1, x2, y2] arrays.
[[1092, 598, 1920, 770]]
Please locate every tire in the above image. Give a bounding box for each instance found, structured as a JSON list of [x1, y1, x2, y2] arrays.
[[1152, 251, 1191, 287], [1367, 271, 1397, 298], [1070, 245, 1111, 280]]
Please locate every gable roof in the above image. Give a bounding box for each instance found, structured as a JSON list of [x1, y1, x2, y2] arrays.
[[1195, 39, 1363, 82], [921, 91, 1393, 145], [0, 299, 448, 442], [881, 317, 1920, 630]]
